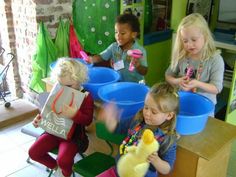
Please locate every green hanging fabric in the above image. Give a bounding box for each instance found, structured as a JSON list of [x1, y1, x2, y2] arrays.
[[55, 19, 70, 58], [72, 0, 119, 54], [30, 22, 57, 93]]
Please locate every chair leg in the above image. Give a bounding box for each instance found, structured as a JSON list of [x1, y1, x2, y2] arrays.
[[48, 169, 54, 177], [26, 156, 31, 163]]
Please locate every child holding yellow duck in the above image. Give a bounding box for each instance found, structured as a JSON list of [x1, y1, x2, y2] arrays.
[[99, 82, 179, 177]]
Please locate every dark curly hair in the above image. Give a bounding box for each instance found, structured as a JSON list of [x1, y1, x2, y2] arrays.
[[116, 13, 140, 38]]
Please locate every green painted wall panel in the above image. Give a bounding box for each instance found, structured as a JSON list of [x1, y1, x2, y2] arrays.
[[144, 39, 172, 87], [171, 0, 188, 32]]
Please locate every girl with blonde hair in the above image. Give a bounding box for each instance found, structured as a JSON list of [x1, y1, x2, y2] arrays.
[[165, 13, 224, 113], [100, 82, 179, 176]]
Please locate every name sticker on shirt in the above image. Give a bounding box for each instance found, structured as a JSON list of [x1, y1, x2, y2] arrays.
[[113, 60, 124, 71]]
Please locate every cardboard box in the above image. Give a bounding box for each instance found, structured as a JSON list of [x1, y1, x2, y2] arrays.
[[160, 118, 236, 177]]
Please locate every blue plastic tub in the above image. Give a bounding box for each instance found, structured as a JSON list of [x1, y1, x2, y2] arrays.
[[98, 82, 149, 120], [83, 67, 120, 100], [177, 91, 214, 135], [50, 58, 93, 70]]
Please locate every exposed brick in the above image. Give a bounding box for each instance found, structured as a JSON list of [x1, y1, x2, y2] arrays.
[[36, 15, 54, 22], [36, 7, 45, 14], [8, 27, 14, 32], [10, 41, 16, 48], [60, 13, 71, 19], [34, 0, 53, 5], [58, 0, 71, 4], [4, 5, 11, 13], [47, 22, 59, 28], [7, 19, 13, 26], [5, 12, 13, 17], [47, 6, 63, 13]]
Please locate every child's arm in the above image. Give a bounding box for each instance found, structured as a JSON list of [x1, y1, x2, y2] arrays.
[[89, 43, 114, 64], [147, 152, 171, 175], [181, 79, 219, 94], [165, 74, 188, 87], [89, 55, 104, 64], [180, 55, 224, 94], [69, 93, 94, 126], [97, 102, 120, 132], [147, 143, 176, 175], [133, 61, 148, 75]]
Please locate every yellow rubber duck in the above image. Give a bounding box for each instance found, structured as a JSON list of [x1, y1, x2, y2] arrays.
[[117, 129, 159, 177]]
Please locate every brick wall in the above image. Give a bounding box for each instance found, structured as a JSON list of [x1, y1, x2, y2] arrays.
[[0, 0, 22, 98], [0, 0, 72, 103]]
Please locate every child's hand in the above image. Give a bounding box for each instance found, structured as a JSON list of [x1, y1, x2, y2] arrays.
[[86, 56, 93, 64], [98, 102, 120, 132], [147, 152, 159, 164], [147, 151, 171, 174], [61, 102, 78, 119], [32, 114, 42, 128], [179, 76, 190, 88], [132, 57, 141, 68], [181, 79, 199, 91]]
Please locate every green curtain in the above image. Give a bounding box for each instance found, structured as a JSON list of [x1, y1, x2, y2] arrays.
[[55, 19, 70, 58], [30, 22, 57, 93], [72, 0, 119, 54]]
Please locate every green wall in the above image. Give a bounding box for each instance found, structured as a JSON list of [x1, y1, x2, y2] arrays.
[[171, 0, 188, 32], [144, 39, 172, 87]]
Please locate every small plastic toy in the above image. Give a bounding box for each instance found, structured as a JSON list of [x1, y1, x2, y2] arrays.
[[186, 66, 194, 80], [80, 50, 90, 63], [127, 49, 143, 72]]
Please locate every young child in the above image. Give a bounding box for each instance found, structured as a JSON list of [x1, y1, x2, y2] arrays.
[[165, 13, 224, 113], [90, 13, 148, 83], [99, 82, 179, 177], [28, 58, 94, 177]]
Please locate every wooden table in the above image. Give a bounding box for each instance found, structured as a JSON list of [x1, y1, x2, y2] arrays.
[[160, 118, 236, 177]]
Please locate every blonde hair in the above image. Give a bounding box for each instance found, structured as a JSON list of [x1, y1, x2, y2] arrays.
[[135, 82, 179, 134], [171, 13, 218, 70], [51, 57, 88, 84], [149, 82, 179, 134]]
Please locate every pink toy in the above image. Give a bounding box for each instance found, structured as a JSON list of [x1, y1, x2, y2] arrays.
[[186, 66, 194, 80], [127, 49, 143, 72], [80, 50, 90, 62]]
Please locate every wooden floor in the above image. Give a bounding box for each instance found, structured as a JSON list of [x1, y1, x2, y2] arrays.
[[0, 99, 39, 129]]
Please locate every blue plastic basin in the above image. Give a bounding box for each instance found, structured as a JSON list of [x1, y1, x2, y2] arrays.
[[83, 67, 120, 100], [177, 91, 214, 135], [98, 82, 149, 120], [50, 58, 93, 70]]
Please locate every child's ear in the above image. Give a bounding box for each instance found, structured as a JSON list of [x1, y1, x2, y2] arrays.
[[132, 32, 138, 39], [166, 112, 175, 120]]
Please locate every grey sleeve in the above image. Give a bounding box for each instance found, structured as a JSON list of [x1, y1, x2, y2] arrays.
[[209, 54, 225, 92], [165, 64, 179, 77], [100, 43, 114, 61]]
